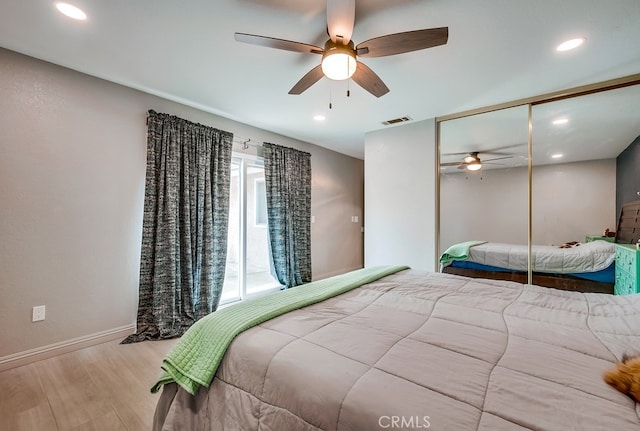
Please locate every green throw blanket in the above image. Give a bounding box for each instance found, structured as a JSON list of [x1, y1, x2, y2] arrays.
[[439, 240, 487, 264], [151, 265, 410, 395]]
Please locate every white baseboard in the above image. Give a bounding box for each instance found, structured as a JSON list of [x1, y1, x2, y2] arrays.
[[0, 324, 135, 372]]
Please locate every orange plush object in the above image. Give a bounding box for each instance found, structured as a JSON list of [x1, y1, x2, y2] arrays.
[[603, 354, 640, 402]]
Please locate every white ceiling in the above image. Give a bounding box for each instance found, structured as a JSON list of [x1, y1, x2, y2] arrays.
[[1, 0, 639, 159]]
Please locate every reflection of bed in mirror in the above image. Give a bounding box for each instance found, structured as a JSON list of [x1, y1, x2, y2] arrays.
[[440, 200, 640, 294], [441, 240, 615, 293]]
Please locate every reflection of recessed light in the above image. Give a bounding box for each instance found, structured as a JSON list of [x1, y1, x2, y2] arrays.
[[552, 118, 569, 125], [551, 154, 563, 159], [556, 37, 585, 52], [313, 115, 326, 121], [55, 2, 87, 20]]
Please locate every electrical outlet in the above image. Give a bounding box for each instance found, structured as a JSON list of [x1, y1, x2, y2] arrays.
[[32, 305, 46, 322]]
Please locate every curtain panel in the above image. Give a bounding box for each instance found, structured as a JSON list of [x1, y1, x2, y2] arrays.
[[123, 110, 233, 343], [263, 142, 312, 288]]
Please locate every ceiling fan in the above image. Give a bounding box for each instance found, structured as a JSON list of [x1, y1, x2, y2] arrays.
[[441, 152, 516, 171], [234, 0, 448, 98]]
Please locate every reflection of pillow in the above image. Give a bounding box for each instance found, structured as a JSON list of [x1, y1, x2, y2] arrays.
[[558, 241, 582, 249]]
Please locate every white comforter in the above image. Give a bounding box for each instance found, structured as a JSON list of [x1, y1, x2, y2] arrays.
[[467, 240, 615, 273]]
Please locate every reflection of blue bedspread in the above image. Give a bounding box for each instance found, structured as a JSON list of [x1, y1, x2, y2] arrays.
[[449, 260, 615, 283]]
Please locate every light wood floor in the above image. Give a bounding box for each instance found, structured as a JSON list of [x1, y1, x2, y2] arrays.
[[0, 338, 178, 431]]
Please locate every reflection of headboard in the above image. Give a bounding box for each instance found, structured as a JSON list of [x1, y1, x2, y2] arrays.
[[616, 200, 640, 244]]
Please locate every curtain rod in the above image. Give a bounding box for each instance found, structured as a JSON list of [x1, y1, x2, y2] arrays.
[[145, 111, 265, 150], [232, 136, 265, 150]]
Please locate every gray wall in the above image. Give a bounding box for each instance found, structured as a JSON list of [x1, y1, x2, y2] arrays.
[[616, 134, 640, 216], [440, 159, 617, 251], [0, 48, 363, 359], [364, 119, 438, 271], [532, 159, 617, 244], [440, 166, 528, 250]]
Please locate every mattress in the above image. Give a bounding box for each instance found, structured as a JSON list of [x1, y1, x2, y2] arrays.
[[444, 240, 616, 274], [153, 268, 640, 430]]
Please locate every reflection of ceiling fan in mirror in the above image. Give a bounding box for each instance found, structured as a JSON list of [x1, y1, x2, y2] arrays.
[[234, 0, 448, 97], [441, 151, 516, 171]]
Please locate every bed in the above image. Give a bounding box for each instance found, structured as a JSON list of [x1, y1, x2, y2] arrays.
[[440, 240, 616, 294], [152, 266, 640, 430], [440, 200, 640, 294]]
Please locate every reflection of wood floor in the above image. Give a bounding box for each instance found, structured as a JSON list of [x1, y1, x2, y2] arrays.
[[0, 338, 178, 430], [443, 266, 614, 294]]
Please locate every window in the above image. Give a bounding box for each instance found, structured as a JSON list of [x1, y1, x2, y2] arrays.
[[254, 179, 267, 227], [221, 154, 281, 304]]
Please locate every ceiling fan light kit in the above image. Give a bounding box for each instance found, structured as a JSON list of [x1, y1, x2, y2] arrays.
[[321, 40, 357, 80], [234, 0, 448, 98]]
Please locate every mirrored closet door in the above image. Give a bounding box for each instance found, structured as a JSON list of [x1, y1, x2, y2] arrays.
[[438, 75, 640, 291], [530, 83, 640, 290], [531, 84, 640, 244], [439, 105, 529, 269]]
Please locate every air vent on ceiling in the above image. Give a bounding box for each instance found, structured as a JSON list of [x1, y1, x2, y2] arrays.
[[382, 116, 412, 126]]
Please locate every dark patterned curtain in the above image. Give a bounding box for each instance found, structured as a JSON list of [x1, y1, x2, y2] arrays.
[[263, 142, 312, 288], [122, 110, 233, 343]]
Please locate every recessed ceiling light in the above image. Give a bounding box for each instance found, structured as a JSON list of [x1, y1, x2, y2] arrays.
[[556, 37, 585, 52], [313, 115, 326, 122], [551, 153, 563, 159], [55, 2, 87, 20], [552, 118, 569, 125]]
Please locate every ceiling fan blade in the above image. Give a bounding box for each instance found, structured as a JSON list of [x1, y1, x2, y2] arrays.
[[351, 61, 389, 98], [234, 33, 323, 54], [492, 143, 527, 151], [478, 151, 512, 156], [482, 156, 514, 162], [478, 143, 528, 154], [443, 151, 477, 156], [442, 143, 528, 157], [356, 27, 448, 58], [326, 0, 355, 44], [288, 65, 325, 95], [440, 162, 462, 167]]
